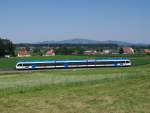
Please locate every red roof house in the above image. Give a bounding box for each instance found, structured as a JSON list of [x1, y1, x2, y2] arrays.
[[144, 49, 150, 54], [123, 47, 134, 54], [17, 48, 30, 57], [44, 49, 55, 56], [83, 50, 97, 55]]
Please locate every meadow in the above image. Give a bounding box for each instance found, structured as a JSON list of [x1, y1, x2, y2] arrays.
[[0, 55, 149, 113]]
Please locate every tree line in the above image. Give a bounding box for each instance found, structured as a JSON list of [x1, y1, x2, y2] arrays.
[[0, 38, 15, 57]]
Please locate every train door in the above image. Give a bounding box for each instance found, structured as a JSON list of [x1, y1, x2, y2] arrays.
[[64, 63, 69, 69], [32, 64, 36, 69]]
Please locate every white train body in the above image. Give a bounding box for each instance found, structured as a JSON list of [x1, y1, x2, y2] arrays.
[[16, 58, 131, 70]]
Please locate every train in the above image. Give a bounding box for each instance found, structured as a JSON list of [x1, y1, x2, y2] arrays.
[[16, 58, 131, 70]]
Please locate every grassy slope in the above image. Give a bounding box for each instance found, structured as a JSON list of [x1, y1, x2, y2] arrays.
[[0, 62, 150, 113], [0, 54, 150, 69]]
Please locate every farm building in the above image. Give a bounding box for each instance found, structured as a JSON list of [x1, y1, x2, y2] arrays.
[[144, 49, 150, 54], [72, 51, 79, 55], [123, 47, 134, 54], [83, 50, 117, 55], [17, 48, 30, 57], [83, 50, 97, 55], [103, 50, 112, 54], [43, 49, 55, 56]]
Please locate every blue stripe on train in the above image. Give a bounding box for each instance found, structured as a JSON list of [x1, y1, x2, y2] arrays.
[[17, 58, 129, 64]]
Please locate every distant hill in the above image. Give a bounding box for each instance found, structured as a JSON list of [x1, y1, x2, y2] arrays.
[[100, 40, 133, 46], [59, 38, 99, 44], [37, 38, 138, 46], [37, 38, 98, 44]]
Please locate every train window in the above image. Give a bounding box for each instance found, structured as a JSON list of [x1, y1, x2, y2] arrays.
[[36, 63, 55, 66], [67, 62, 75, 65], [69, 62, 87, 65], [78, 62, 87, 65], [55, 62, 88, 66], [23, 64, 32, 66], [114, 61, 129, 63], [96, 61, 128, 64], [88, 62, 95, 65], [107, 61, 114, 64], [17, 64, 22, 66], [55, 62, 65, 66], [79, 62, 87, 65], [96, 61, 104, 65], [96, 61, 113, 64]]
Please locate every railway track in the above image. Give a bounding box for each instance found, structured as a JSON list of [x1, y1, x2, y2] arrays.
[[0, 66, 130, 75], [0, 68, 93, 75], [0, 69, 56, 75]]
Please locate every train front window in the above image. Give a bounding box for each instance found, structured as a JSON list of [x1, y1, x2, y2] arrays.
[[126, 61, 130, 63], [17, 64, 22, 66], [117, 61, 125, 63]]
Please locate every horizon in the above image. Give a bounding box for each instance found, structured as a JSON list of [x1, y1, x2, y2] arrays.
[[1, 37, 150, 45], [14, 38, 150, 45], [0, 0, 150, 44]]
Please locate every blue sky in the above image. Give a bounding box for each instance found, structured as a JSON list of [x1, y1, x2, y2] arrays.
[[0, 0, 150, 43]]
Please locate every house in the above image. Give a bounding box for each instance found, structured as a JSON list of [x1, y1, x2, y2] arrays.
[[123, 47, 134, 54], [43, 49, 55, 56], [103, 50, 112, 54], [83, 50, 115, 55], [144, 49, 150, 54], [72, 51, 79, 55], [17, 48, 30, 57], [96, 51, 104, 55], [4, 55, 11, 58], [111, 50, 119, 54], [83, 50, 97, 55]]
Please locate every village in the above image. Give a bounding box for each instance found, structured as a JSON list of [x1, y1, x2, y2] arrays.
[[16, 46, 150, 57], [1, 38, 150, 58]]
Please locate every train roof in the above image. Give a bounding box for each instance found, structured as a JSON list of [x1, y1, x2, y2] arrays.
[[16, 58, 130, 64]]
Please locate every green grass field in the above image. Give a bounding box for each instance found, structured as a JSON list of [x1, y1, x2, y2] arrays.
[[0, 56, 150, 113]]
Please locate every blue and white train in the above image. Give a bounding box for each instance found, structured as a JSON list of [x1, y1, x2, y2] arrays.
[[16, 58, 131, 70]]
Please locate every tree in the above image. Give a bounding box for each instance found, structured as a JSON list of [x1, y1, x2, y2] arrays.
[[32, 47, 42, 56], [54, 47, 74, 55], [0, 38, 15, 57], [119, 47, 124, 54]]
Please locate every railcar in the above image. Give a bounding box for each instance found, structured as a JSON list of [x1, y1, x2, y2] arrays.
[[16, 58, 131, 70]]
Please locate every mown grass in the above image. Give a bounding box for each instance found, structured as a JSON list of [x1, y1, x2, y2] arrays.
[[0, 61, 150, 113], [0, 54, 150, 70]]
